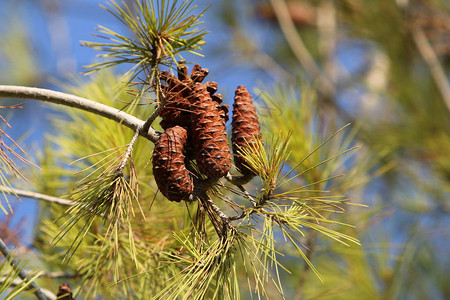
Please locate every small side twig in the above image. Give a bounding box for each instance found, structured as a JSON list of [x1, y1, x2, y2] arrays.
[[26, 271, 79, 279], [412, 27, 450, 114], [142, 105, 163, 134], [198, 194, 233, 238], [237, 185, 256, 207], [270, 0, 335, 98], [202, 195, 229, 222], [225, 173, 254, 186], [225, 173, 257, 206], [118, 128, 140, 172], [0, 238, 50, 300], [228, 210, 248, 221], [293, 230, 316, 300], [0, 185, 73, 206]]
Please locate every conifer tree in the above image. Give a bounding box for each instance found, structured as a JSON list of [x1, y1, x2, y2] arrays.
[[0, 0, 447, 299]]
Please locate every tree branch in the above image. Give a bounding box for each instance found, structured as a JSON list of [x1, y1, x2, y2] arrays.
[[0, 238, 50, 300], [270, 0, 335, 96], [142, 102, 163, 134], [317, 0, 337, 86], [197, 193, 234, 238], [293, 230, 316, 300], [0, 185, 74, 206], [0, 85, 160, 143], [26, 271, 79, 279], [412, 27, 450, 114], [0, 278, 56, 300]]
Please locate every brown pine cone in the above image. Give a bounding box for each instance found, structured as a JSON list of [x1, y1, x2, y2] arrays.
[[159, 72, 192, 129], [159, 95, 192, 129], [152, 126, 193, 202], [57, 283, 73, 300], [190, 83, 232, 179], [158, 65, 211, 129], [231, 85, 262, 175]]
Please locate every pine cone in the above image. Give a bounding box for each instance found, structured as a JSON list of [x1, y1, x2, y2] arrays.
[[152, 126, 193, 202], [57, 284, 73, 300], [231, 85, 262, 175], [159, 72, 192, 129], [158, 65, 211, 129], [190, 83, 232, 179]]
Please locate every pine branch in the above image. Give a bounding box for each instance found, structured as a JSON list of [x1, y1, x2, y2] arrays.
[[0, 278, 56, 300], [0, 185, 73, 206], [26, 271, 79, 279], [0, 85, 160, 143], [293, 230, 316, 300], [269, 0, 335, 98], [412, 27, 450, 113], [197, 193, 233, 238], [0, 239, 49, 300], [142, 104, 163, 135], [270, 0, 320, 77]]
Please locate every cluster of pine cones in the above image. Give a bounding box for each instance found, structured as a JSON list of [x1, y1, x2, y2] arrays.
[[152, 64, 262, 202]]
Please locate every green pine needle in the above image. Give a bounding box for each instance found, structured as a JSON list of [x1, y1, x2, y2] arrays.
[[232, 127, 361, 281], [83, 0, 208, 80], [0, 104, 35, 215], [153, 230, 240, 300], [0, 252, 41, 300], [53, 152, 142, 264]]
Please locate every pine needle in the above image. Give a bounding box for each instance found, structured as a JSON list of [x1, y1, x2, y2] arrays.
[[82, 0, 208, 80]]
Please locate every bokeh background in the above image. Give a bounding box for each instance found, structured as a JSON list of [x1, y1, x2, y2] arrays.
[[0, 0, 449, 299]]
